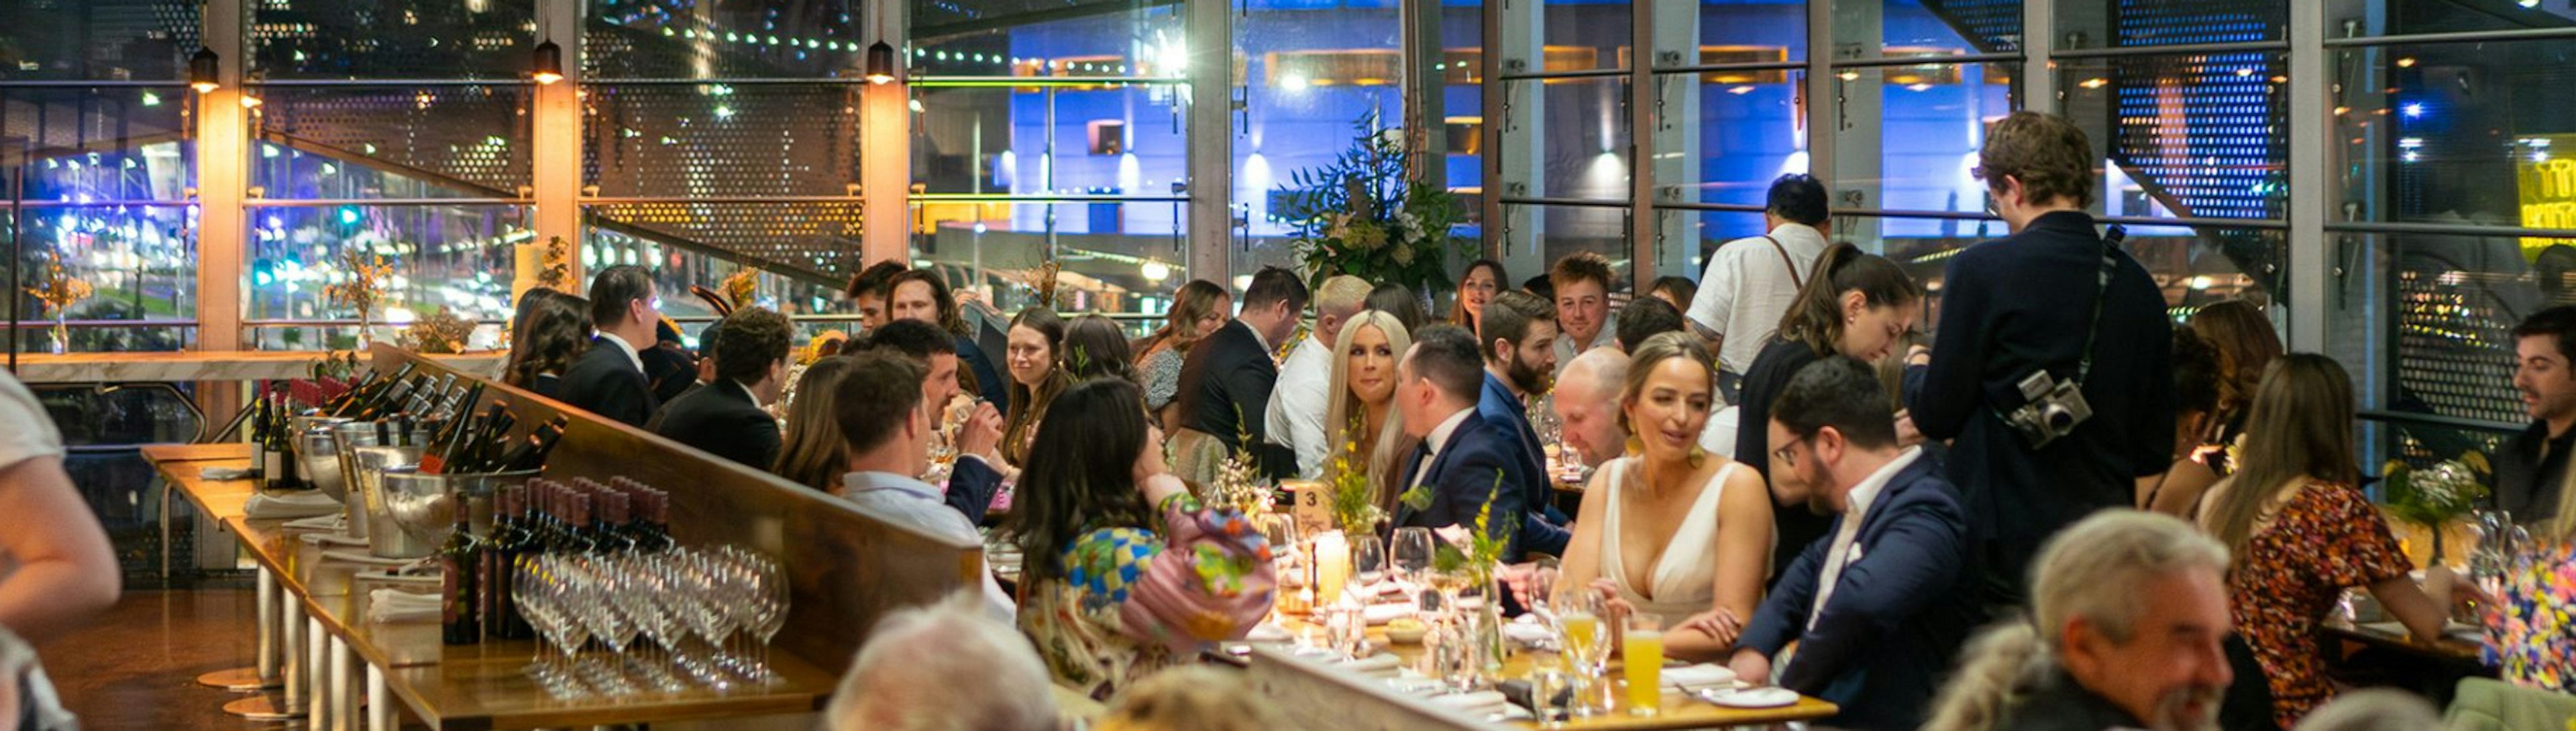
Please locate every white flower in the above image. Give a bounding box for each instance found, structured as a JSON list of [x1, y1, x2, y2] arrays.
[[1395, 211, 1424, 243]]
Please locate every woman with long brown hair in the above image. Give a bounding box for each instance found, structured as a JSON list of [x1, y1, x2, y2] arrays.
[[770, 356, 857, 491], [1001, 306, 1071, 466], [1448, 259, 1507, 337], [2190, 298, 2282, 451], [504, 289, 593, 399], [2194, 354, 2469, 728], [1133, 280, 1231, 434]]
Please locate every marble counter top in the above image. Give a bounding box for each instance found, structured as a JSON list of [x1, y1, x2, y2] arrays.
[[9, 350, 505, 384]]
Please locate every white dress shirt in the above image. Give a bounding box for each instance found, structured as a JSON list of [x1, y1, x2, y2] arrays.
[[1408, 408, 1475, 489], [1809, 446, 1923, 630], [1686, 222, 1829, 374], [1552, 327, 1619, 376], [1265, 334, 1334, 478], [596, 330, 647, 374], [839, 471, 1018, 624]]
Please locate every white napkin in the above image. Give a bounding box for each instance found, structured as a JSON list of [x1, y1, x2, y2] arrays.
[[1429, 690, 1509, 713], [356, 569, 440, 584], [1331, 654, 1403, 675], [201, 466, 255, 480], [321, 549, 419, 567], [1664, 663, 1739, 688], [283, 514, 341, 531], [298, 532, 369, 547], [1246, 622, 1292, 643], [367, 589, 442, 624], [1501, 622, 1555, 645], [1364, 602, 1420, 625], [244, 491, 342, 519]]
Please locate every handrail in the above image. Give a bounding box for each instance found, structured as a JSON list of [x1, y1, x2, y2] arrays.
[[2357, 409, 2522, 436]]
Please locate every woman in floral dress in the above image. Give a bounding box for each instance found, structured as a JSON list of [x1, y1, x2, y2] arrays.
[[2196, 354, 2469, 729], [1006, 378, 1275, 699]]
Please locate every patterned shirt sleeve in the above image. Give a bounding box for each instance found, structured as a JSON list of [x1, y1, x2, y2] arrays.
[[2310, 484, 2415, 588], [1063, 493, 1277, 653], [1144, 349, 1184, 410]]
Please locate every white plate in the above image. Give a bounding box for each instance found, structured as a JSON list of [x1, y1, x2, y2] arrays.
[[1697, 687, 1799, 708]]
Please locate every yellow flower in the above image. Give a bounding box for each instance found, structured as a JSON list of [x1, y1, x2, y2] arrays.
[[2461, 451, 2492, 475]]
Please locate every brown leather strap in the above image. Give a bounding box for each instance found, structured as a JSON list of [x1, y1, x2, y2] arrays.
[[1762, 235, 1803, 282]]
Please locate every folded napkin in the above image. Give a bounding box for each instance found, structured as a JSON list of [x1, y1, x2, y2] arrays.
[[1428, 690, 1509, 713], [367, 589, 442, 624], [1363, 602, 1420, 625], [282, 514, 341, 531], [1664, 663, 1739, 689], [1246, 622, 1292, 643], [1501, 622, 1555, 645], [321, 549, 420, 567], [356, 569, 440, 584], [201, 466, 256, 481], [1330, 654, 1403, 675], [244, 491, 342, 519], [298, 532, 369, 547]]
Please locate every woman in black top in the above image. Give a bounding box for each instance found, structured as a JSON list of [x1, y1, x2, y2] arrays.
[[1733, 243, 1922, 583]]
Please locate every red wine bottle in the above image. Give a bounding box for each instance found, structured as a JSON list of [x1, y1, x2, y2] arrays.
[[439, 502, 482, 644]]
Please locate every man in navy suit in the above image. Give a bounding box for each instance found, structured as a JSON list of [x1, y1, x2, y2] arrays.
[[1475, 290, 1570, 557], [652, 307, 793, 469], [1729, 357, 1979, 731], [1391, 325, 1536, 557], [852, 319, 1008, 526], [558, 265, 663, 428]]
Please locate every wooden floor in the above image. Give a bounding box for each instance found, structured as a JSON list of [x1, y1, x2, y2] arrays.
[[31, 583, 274, 730]]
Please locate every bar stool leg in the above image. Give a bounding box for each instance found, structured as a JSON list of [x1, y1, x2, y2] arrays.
[[366, 663, 393, 731], [309, 616, 330, 728], [222, 574, 304, 721], [199, 568, 282, 691]]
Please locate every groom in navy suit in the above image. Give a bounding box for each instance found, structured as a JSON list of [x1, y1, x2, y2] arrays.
[[1390, 325, 1538, 559], [1729, 357, 1980, 731]]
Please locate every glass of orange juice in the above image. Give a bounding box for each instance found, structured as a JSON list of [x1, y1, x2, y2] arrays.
[[1622, 614, 1664, 716]]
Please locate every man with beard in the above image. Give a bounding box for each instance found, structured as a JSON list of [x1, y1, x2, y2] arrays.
[[1479, 290, 1569, 557], [1922, 510, 2233, 731], [2497, 306, 2576, 525]]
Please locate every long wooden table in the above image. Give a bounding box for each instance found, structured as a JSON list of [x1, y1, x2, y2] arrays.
[[1254, 606, 1837, 729], [150, 450, 837, 730]]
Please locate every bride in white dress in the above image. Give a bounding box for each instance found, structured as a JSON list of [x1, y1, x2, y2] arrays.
[[1558, 333, 1774, 663]]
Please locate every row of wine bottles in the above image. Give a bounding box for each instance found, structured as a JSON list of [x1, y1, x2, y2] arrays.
[[251, 392, 304, 490], [443, 477, 678, 645], [258, 361, 570, 489]]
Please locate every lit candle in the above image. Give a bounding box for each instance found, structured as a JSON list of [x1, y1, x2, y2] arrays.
[[1313, 530, 1350, 606]]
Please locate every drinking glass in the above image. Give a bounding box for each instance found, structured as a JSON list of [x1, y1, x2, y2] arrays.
[[1392, 528, 1434, 585], [1552, 587, 1609, 716], [1621, 614, 1665, 716], [1349, 535, 1387, 602], [1529, 665, 1569, 728], [1527, 557, 1560, 616], [746, 553, 790, 685]]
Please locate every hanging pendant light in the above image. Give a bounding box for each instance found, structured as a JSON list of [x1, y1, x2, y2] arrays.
[[189, 47, 221, 93], [532, 40, 565, 85], [865, 40, 898, 85]]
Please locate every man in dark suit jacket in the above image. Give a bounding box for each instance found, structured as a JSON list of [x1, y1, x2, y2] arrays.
[[1176, 267, 1307, 480], [850, 319, 1009, 526], [1909, 112, 2172, 609], [1389, 325, 1536, 558], [1476, 290, 1570, 557], [1733, 357, 1978, 731], [653, 308, 793, 469], [559, 266, 664, 428]]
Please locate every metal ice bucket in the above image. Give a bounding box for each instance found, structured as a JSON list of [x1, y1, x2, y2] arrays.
[[375, 469, 540, 552], [347, 444, 426, 557], [329, 422, 429, 542], [295, 419, 352, 501]]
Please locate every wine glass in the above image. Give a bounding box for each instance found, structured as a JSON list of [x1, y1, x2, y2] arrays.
[[1392, 527, 1434, 596], [619, 555, 691, 693], [1552, 586, 1611, 717], [743, 553, 791, 685], [1349, 535, 1387, 602]]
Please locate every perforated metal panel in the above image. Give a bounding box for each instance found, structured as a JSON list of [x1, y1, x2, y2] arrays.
[[248, 0, 534, 80], [586, 201, 865, 282], [584, 0, 866, 79], [580, 82, 861, 198], [0, 0, 199, 80], [1916, 0, 2024, 53], [252, 85, 533, 196]]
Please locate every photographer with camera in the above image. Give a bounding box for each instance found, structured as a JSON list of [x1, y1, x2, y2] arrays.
[[1908, 111, 2175, 612]]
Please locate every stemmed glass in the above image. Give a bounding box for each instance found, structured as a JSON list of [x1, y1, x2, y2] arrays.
[[1348, 535, 1387, 603], [1552, 586, 1611, 717], [1392, 527, 1434, 602], [741, 550, 791, 685], [515, 557, 579, 697]]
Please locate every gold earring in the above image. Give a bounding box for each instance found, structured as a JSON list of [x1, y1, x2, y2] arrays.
[[1688, 443, 1707, 468]]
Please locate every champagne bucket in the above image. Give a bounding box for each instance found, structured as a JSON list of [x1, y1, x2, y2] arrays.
[[376, 469, 540, 549], [296, 420, 352, 501], [348, 444, 426, 558], [329, 422, 429, 542], [286, 415, 348, 486]]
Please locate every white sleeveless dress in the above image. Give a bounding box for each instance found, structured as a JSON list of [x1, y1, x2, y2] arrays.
[[1598, 457, 1739, 624]]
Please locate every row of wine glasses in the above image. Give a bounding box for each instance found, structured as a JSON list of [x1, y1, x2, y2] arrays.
[[515, 545, 789, 699]]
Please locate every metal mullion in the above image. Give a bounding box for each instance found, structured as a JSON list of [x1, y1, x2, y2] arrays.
[[1629, 0, 1653, 286], [1826, 52, 2023, 69], [1497, 196, 1632, 209], [2322, 26, 2576, 48], [2047, 41, 2287, 60], [241, 198, 531, 207], [2286, 0, 2327, 355], [2323, 221, 2576, 239]]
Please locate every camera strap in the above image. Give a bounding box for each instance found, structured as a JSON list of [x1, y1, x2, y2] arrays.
[[2074, 225, 2129, 385]]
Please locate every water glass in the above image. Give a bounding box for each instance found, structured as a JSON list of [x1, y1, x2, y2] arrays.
[[1350, 535, 1387, 600], [1392, 527, 1434, 583]]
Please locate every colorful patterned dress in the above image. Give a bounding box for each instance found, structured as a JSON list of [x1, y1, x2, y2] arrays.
[[2482, 541, 2576, 693], [1020, 493, 1276, 699], [2226, 480, 2414, 730]]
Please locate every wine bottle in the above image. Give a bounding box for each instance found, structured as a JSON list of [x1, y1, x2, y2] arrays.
[[271, 395, 307, 490], [594, 492, 633, 553], [551, 492, 596, 555], [494, 418, 567, 472], [482, 486, 534, 640], [635, 490, 674, 553], [253, 395, 278, 488], [330, 362, 417, 418], [439, 500, 482, 645]]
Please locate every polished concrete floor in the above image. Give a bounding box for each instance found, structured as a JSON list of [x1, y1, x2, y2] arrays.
[[32, 583, 276, 730]]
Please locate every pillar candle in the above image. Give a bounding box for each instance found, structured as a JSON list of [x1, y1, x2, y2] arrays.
[[1313, 530, 1350, 606]]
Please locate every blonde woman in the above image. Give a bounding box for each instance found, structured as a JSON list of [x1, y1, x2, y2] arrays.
[[1318, 310, 1414, 512]]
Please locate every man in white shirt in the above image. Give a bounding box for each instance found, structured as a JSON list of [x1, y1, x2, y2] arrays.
[[1685, 174, 1832, 385], [833, 351, 1016, 622], [1267, 275, 1372, 477], [1549, 253, 1619, 373], [1726, 356, 1976, 731]]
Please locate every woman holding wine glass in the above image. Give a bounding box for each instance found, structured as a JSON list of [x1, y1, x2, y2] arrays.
[[1556, 333, 1773, 662], [1007, 378, 1277, 698]]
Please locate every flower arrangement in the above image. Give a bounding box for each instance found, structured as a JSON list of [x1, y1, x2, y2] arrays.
[[1324, 434, 1387, 535], [324, 249, 397, 347], [534, 236, 573, 292], [1405, 471, 1515, 586], [720, 269, 761, 310], [25, 259, 94, 353], [1208, 404, 1277, 514], [398, 306, 477, 354], [1279, 113, 1473, 296], [1026, 259, 1064, 310], [2384, 454, 2491, 530]]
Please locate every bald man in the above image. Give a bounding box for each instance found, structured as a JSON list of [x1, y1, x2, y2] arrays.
[[1268, 275, 1375, 477], [1553, 347, 1631, 468]]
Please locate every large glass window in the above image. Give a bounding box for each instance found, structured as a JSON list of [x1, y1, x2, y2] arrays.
[[6, 85, 203, 353]]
